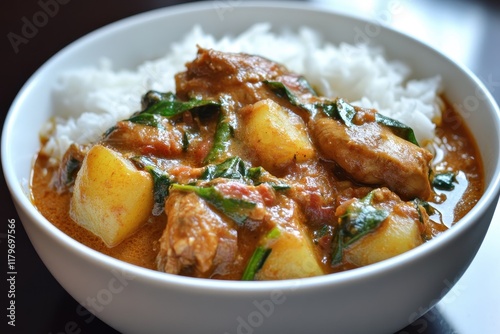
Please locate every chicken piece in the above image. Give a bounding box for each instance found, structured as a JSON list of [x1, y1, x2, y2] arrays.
[[102, 120, 184, 157], [175, 48, 314, 109], [312, 117, 433, 200], [156, 191, 238, 277]]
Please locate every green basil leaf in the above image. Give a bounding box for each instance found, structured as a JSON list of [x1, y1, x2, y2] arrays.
[[204, 108, 233, 164], [241, 246, 272, 281], [131, 156, 172, 216], [340, 202, 389, 244], [201, 157, 290, 190], [332, 190, 389, 265], [264, 80, 303, 106], [331, 229, 345, 266], [128, 90, 220, 128], [201, 156, 247, 181], [245, 165, 291, 190], [432, 172, 457, 190], [171, 184, 257, 225], [182, 132, 190, 152], [146, 98, 219, 118], [412, 198, 435, 224], [127, 113, 162, 128], [241, 227, 281, 280], [246, 166, 263, 181], [375, 113, 419, 146], [141, 91, 176, 109], [63, 156, 82, 186], [320, 98, 357, 127]]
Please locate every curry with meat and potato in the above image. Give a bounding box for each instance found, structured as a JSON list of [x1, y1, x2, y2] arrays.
[[31, 48, 484, 280]]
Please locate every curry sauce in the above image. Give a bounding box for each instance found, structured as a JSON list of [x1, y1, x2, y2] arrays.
[[31, 49, 484, 280]]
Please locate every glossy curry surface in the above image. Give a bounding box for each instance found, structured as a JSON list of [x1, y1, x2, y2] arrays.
[[31, 49, 484, 280]]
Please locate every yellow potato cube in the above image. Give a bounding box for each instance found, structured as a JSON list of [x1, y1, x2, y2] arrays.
[[70, 144, 154, 247], [344, 211, 424, 267], [241, 99, 315, 171], [256, 222, 324, 280]]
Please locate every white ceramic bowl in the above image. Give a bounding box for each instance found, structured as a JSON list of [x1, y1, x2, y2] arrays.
[[3, 2, 500, 333]]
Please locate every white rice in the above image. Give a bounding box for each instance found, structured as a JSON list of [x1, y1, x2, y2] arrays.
[[42, 23, 442, 161]]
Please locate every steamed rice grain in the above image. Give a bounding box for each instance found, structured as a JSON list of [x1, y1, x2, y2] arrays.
[[42, 23, 442, 161]]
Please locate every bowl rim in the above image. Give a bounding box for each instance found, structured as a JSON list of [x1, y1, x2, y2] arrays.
[[2, 0, 500, 293]]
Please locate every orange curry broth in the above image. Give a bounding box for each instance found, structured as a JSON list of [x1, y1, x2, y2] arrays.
[[30, 98, 484, 277]]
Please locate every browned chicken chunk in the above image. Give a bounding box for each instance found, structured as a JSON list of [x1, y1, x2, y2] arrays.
[[156, 191, 238, 277], [175, 47, 314, 109], [312, 117, 433, 200], [103, 120, 184, 157]]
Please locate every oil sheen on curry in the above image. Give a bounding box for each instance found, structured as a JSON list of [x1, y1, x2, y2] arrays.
[[31, 48, 484, 280]]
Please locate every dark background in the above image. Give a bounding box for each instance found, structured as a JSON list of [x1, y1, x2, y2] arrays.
[[1, 1, 499, 333]]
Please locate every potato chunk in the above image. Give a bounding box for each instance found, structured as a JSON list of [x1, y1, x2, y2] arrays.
[[344, 211, 423, 267], [341, 189, 425, 267], [70, 144, 154, 247], [255, 198, 324, 280], [240, 99, 315, 171], [256, 228, 325, 280]]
